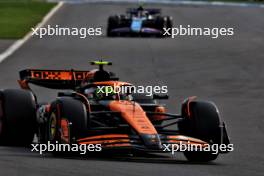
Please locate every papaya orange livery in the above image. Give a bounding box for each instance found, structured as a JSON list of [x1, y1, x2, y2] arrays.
[[109, 100, 157, 135], [0, 61, 230, 162]]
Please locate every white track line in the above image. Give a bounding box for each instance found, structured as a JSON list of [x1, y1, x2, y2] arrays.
[[0, 2, 64, 64]]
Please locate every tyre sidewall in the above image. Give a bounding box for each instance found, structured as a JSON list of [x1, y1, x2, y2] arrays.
[[1, 89, 37, 146]]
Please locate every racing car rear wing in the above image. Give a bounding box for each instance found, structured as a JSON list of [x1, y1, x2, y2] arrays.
[[127, 8, 161, 15], [19, 69, 91, 89]]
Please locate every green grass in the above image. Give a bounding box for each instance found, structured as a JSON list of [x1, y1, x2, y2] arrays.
[[0, 1, 56, 39]]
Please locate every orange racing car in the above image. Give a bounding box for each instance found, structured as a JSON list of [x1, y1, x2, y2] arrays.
[[0, 61, 230, 161]]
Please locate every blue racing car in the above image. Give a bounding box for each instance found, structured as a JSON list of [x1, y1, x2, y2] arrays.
[[107, 6, 173, 37]]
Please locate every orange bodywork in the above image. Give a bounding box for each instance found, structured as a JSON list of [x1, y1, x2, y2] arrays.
[[80, 139, 130, 145], [109, 100, 157, 135], [60, 119, 70, 143], [76, 134, 209, 148], [167, 135, 207, 144], [78, 134, 129, 142], [77, 134, 133, 146]]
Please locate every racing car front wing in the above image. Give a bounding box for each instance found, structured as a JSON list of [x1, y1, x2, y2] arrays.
[[76, 133, 208, 153], [110, 27, 163, 36]]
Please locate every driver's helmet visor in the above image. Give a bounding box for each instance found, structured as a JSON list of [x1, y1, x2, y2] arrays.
[[95, 86, 117, 100], [84, 85, 134, 101]]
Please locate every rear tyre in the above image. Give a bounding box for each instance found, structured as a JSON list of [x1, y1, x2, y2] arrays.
[[107, 16, 119, 37], [0, 89, 37, 146], [179, 100, 221, 162]]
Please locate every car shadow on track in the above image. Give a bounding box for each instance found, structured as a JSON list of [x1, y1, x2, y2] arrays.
[[0, 146, 221, 165], [47, 152, 220, 166]]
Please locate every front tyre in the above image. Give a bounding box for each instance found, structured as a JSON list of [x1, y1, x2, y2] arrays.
[[165, 16, 173, 29], [164, 16, 172, 37], [179, 100, 222, 162], [183, 151, 218, 162]]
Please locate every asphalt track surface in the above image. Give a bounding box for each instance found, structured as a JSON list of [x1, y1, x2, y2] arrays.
[[0, 2, 264, 176], [0, 39, 15, 53]]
